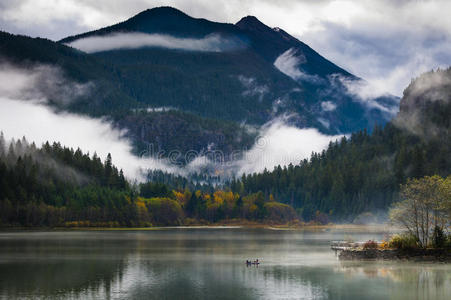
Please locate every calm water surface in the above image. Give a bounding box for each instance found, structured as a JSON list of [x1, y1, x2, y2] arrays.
[[0, 228, 450, 299]]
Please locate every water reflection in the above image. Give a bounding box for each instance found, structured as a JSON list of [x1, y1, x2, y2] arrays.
[[0, 229, 450, 299], [336, 262, 451, 299]]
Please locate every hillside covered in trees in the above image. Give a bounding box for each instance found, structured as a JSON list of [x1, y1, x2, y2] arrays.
[[231, 68, 451, 222], [0, 134, 297, 227]]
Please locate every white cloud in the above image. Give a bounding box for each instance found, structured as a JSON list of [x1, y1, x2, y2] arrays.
[[233, 116, 343, 175], [331, 74, 399, 115], [0, 63, 92, 106], [274, 48, 322, 83], [321, 101, 337, 112], [67, 32, 242, 53], [274, 48, 305, 79]]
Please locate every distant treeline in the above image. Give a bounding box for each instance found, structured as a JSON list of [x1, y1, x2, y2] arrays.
[[0, 134, 297, 227]]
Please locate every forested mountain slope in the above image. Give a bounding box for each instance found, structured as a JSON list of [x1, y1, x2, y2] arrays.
[[61, 6, 398, 133], [232, 68, 451, 221]]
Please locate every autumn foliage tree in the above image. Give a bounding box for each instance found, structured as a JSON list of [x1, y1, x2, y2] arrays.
[[389, 175, 451, 248]]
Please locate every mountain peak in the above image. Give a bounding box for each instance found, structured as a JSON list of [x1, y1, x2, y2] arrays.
[[61, 6, 234, 42], [236, 16, 271, 31], [138, 6, 189, 18], [126, 6, 193, 25]]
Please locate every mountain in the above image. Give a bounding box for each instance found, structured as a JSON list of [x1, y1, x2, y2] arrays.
[[1, 7, 398, 159], [234, 68, 451, 221], [61, 7, 398, 132], [0, 30, 256, 156]]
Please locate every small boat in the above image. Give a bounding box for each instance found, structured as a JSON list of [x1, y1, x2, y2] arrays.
[[246, 260, 260, 265]]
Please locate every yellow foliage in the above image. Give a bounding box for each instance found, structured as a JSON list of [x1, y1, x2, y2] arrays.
[[379, 240, 390, 249], [212, 190, 236, 206], [213, 191, 224, 205], [136, 201, 147, 210], [173, 191, 187, 205], [249, 204, 257, 214]]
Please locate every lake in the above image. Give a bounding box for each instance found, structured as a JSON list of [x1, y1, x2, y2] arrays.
[[0, 227, 450, 299]]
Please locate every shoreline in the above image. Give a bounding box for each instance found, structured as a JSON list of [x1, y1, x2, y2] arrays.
[[0, 223, 394, 232]]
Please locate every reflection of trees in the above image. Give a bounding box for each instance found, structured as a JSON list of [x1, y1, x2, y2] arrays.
[[336, 262, 451, 299], [262, 262, 451, 299], [0, 233, 131, 298]]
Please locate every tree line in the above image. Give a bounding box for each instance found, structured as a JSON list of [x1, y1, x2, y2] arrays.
[[0, 134, 297, 227]]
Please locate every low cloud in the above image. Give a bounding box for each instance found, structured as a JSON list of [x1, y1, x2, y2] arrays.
[[232, 116, 344, 175], [158, 116, 344, 177], [274, 47, 321, 83], [0, 62, 93, 106], [331, 74, 399, 116], [334, 74, 389, 101], [67, 32, 244, 53], [0, 97, 186, 181], [274, 48, 304, 79]]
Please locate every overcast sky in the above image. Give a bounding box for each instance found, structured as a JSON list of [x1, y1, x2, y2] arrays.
[[1, 0, 450, 96]]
